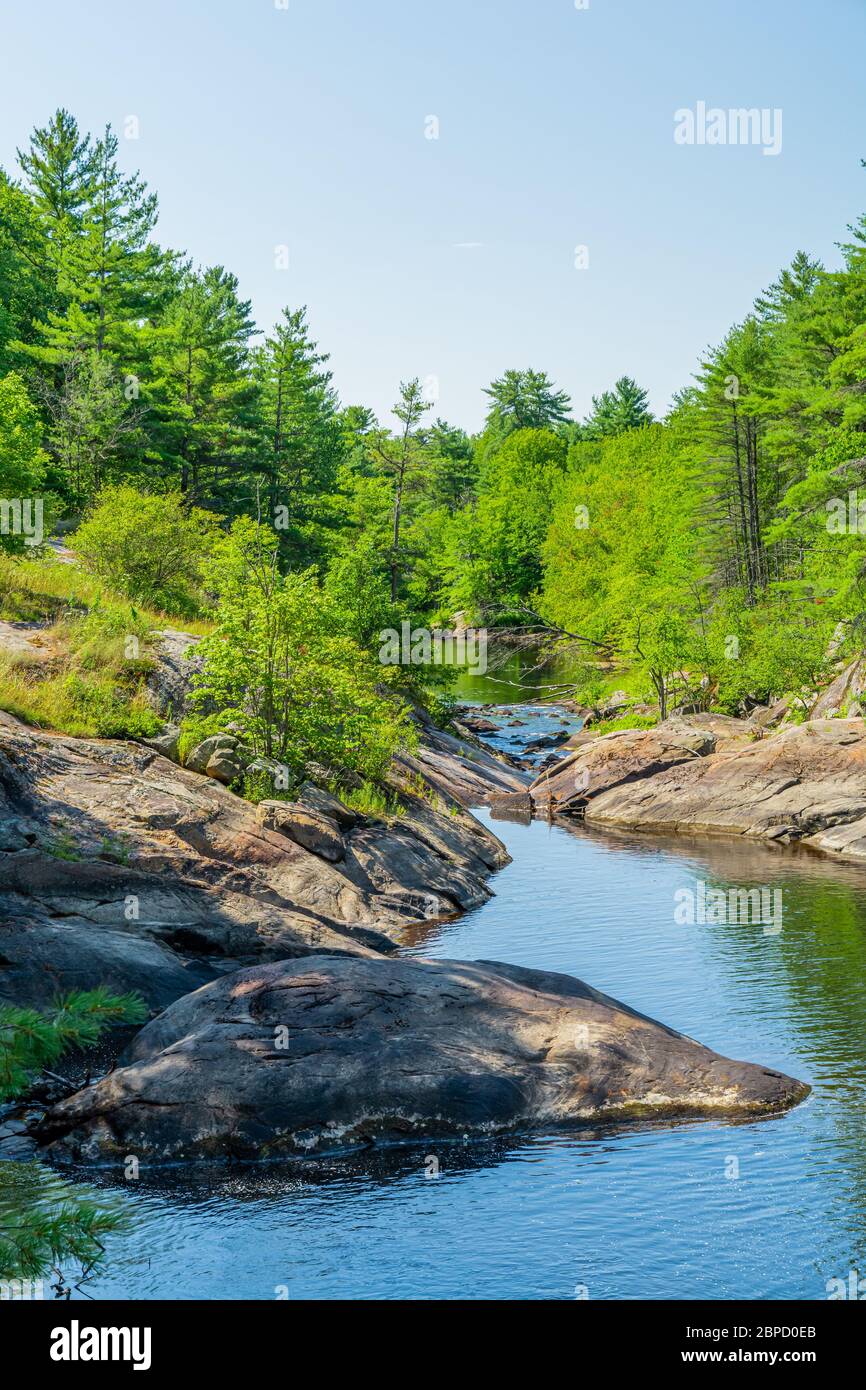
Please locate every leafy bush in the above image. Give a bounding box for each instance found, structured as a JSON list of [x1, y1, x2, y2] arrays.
[[190, 517, 415, 782], [73, 486, 217, 612], [342, 781, 405, 820], [591, 712, 658, 734]]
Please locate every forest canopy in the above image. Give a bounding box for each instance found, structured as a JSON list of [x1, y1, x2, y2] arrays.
[[2, 108, 866, 720]]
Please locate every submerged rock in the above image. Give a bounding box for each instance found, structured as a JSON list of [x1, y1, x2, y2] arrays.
[[488, 791, 533, 824], [37, 954, 809, 1164]]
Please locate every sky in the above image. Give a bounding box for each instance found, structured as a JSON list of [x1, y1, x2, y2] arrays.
[[1, 0, 865, 432]]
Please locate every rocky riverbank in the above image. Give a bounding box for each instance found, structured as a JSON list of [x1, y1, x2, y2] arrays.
[[0, 705, 526, 1012], [0, 634, 816, 1162], [525, 712, 866, 862]]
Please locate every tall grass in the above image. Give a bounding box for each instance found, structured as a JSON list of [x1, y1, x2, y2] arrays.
[[0, 554, 212, 737], [0, 553, 213, 633], [341, 781, 405, 820]]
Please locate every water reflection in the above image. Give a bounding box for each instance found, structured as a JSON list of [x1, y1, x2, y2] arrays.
[[53, 759, 866, 1299]]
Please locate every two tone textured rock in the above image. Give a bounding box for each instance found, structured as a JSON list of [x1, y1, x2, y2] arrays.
[[38, 954, 809, 1163]]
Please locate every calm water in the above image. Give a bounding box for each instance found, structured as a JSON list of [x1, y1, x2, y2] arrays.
[[62, 799, 866, 1301], [451, 646, 586, 704]]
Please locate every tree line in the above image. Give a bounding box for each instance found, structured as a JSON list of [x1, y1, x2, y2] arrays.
[[3, 109, 866, 717]]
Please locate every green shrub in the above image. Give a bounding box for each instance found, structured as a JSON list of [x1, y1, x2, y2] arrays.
[[591, 712, 658, 734], [190, 517, 415, 783], [73, 486, 217, 613]]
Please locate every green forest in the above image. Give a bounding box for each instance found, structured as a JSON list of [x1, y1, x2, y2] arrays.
[[3, 109, 866, 754]]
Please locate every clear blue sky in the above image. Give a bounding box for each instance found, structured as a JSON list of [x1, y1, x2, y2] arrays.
[[1, 0, 864, 431]]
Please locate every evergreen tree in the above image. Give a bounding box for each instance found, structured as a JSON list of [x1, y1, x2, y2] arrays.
[[0, 173, 57, 374], [579, 375, 653, 439], [16, 109, 97, 277], [690, 317, 782, 603], [422, 418, 478, 511], [30, 124, 163, 366], [147, 264, 255, 502], [253, 306, 344, 563], [338, 404, 378, 478], [0, 988, 145, 1284], [482, 368, 572, 440], [369, 379, 431, 601]]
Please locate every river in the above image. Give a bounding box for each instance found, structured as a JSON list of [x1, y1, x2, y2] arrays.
[[54, 703, 866, 1301]]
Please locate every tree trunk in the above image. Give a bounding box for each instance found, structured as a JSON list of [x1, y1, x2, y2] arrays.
[[390, 460, 406, 602]]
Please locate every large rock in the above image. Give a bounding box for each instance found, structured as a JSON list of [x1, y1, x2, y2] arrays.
[[0, 711, 519, 1009], [184, 733, 241, 775], [529, 722, 716, 813], [404, 703, 529, 804], [810, 657, 866, 720], [579, 718, 866, 860], [256, 801, 345, 862], [296, 782, 357, 829], [0, 907, 217, 1012], [204, 750, 244, 785], [144, 629, 203, 720], [37, 954, 809, 1163], [0, 620, 57, 666]]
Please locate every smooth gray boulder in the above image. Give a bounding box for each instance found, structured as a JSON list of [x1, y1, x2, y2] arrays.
[[38, 954, 809, 1164], [145, 629, 203, 720]]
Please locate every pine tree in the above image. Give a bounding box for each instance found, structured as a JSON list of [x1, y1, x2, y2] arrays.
[[30, 124, 163, 367], [147, 264, 256, 501], [482, 368, 572, 438], [0, 173, 56, 374], [370, 379, 432, 601], [579, 375, 653, 439], [422, 418, 478, 510], [689, 318, 777, 603], [253, 306, 344, 562], [16, 109, 97, 278], [0, 988, 146, 1285]]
